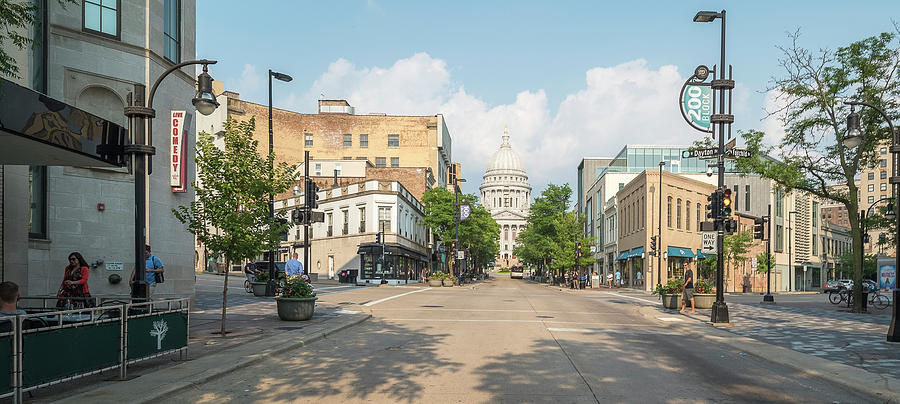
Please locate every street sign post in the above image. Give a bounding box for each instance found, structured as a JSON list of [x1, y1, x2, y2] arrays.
[[682, 147, 751, 160], [701, 232, 717, 254]]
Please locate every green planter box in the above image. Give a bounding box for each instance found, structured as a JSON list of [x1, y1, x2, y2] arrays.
[[250, 282, 268, 296]]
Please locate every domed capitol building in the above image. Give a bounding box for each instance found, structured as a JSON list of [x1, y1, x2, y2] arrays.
[[479, 127, 532, 268]]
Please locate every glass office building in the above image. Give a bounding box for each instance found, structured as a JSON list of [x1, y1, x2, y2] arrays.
[[597, 145, 737, 178]]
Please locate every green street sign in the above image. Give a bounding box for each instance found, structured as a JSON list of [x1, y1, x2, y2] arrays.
[[681, 84, 712, 133]]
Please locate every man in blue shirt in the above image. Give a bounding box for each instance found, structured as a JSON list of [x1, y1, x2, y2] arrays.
[[285, 253, 303, 280]]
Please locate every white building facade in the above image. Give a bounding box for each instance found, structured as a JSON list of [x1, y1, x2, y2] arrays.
[[479, 128, 531, 268]]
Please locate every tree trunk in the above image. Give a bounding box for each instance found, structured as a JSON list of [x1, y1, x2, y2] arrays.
[[221, 257, 230, 336]]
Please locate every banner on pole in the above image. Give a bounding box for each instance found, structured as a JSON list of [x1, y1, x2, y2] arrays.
[[170, 111, 186, 192]]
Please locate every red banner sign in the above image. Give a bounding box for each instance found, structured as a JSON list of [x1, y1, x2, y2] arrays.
[[170, 111, 186, 192]]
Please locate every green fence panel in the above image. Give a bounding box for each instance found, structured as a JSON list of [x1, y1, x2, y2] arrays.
[[0, 334, 12, 394], [127, 312, 187, 360], [23, 322, 120, 387]]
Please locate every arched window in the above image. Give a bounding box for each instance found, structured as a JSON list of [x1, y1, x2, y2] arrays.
[[504, 227, 508, 241], [667, 196, 673, 228], [686, 200, 691, 231], [676, 198, 682, 229]]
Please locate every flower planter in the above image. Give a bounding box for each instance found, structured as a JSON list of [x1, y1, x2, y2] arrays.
[[442, 279, 454, 287], [250, 282, 268, 297], [694, 294, 715, 309], [276, 297, 317, 321], [660, 293, 682, 310], [428, 279, 443, 287]]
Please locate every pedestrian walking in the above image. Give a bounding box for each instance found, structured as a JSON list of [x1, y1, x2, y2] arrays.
[[58, 251, 93, 308], [636, 271, 642, 287], [607, 272, 613, 288], [131, 245, 164, 298], [614, 269, 621, 288], [680, 262, 695, 313], [285, 253, 303, 281]]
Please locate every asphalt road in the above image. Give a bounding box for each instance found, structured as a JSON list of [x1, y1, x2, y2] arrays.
[[169, 275, 874, 403]]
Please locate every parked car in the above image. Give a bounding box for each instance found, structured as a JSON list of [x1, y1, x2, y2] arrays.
[[823, 280, 844, 293], [863, 279, 878, 292], [248, 261, 286, 276]]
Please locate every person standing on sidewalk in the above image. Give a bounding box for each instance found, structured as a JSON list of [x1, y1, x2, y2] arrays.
[[285, 253, 303, 281], [607, 272, 613, 288], [614, 269, 621, 288], [680, 262, 695, 313]]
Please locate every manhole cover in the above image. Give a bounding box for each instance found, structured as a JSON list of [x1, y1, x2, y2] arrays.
[[421, 305, 444, 308]]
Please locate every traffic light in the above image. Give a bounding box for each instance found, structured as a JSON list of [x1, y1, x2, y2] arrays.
[[576, 242, 582, 258], [706, 191, 720, 219], [722, 188, 733, 216], [291, 208, 306, 225], [277, 218, 288, 241], [375, 232, 381, 244], [451, 240, 456, 250], [753, 217, 765, 240], [306, 179, 320, 209], [650, 235, 657, 251], [723, 218, 737, 234]]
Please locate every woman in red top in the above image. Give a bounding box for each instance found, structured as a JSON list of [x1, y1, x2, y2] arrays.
[[57, 252, 93, 308]]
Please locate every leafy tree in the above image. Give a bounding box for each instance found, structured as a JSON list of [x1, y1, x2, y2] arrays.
[[173, 118, 297, 335], [738, 30, 900, 312], [421, 187, 499, 275], [700, 230, 754, 289], [838, 251, 878, 280], [0, 0, 74, 79], [755, 252, 772, 274]]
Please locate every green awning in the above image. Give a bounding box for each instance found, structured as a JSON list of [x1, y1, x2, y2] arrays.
[[615, 251, 629, 261], [696, 249, 713, 259], [667, 246, 696, 258], [628, 247, 644, 258]]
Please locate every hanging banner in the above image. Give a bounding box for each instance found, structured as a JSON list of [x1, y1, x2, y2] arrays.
[[878, 256, 896, 290], [170, 111, 186, 192], [680, 84, 713, 133]]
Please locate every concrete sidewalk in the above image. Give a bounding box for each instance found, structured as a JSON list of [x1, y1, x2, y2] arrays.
[[29, 300, 370, 404]]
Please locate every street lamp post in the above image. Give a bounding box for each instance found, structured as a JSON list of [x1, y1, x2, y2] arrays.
[[266, 69, 292, 296], [693, 9, 731, 323], [841, 100, 900, 340], [657, 161, 665, 289], [788, 210, 797, 291], [124, 60, 219, 299]]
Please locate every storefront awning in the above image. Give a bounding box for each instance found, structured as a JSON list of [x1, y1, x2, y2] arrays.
[[358, 242, 429, 262], [695, 249, 713, 259], [667, 246, 696, 258], [628, 247, 644, 259], [615, 251, 629, 261], [0, 78, 127, 167]]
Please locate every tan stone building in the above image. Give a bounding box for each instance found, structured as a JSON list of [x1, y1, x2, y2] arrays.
[[616, 171, 714, 290], [859, 142, 895, 256], [226, 97, 452, 189]]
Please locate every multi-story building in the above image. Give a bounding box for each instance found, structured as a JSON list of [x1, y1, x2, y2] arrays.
[[479, 127, 531, 268], [276, 180, 429, 284], [446, 162, 462, 192], [2, 0, 198, 297], [859, 143, 894, 256], [220, 96, 451, 189]]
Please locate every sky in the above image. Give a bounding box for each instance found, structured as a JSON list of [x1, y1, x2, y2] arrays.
[[197, 1, 900, 198]]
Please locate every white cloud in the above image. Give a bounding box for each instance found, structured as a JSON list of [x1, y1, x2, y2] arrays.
[[292, 54, 752, 196], [230, 64, 263, 101], [760, 89, 788, 145]]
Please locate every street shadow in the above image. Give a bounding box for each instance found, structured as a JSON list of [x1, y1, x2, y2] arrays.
[[188, 317, 462, 403], [470, 330, 863, 403]]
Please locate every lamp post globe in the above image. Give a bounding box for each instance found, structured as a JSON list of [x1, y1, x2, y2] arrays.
[[843, 107, 863, 149], [192, 66, 219, 116]]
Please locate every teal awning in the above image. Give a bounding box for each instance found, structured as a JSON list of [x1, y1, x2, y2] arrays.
[[615, 251, 629, 261], [696, 249, 713, 259], [667, 246, 695, 258], [628, 247, 644, 258]]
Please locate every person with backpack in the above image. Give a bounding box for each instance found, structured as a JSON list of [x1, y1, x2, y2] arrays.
[[131, 245, 164, 297]]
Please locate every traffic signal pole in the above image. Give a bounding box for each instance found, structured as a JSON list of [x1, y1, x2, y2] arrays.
[[304, 151, 310, 278], [763, 204, 774, 303], [710, 10, 731, 324]]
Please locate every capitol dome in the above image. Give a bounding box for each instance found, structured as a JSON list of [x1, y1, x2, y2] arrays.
[[485, 128, 527, 176]]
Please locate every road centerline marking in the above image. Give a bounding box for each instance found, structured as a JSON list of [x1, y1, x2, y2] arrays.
[[362, 288, 431, 306]]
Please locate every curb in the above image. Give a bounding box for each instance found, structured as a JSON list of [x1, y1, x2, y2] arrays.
[[55, 313, 372, 404], [635, 304, 900, 402]]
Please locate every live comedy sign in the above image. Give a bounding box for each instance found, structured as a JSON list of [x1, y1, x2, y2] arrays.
[[170, 111, 186, 192]]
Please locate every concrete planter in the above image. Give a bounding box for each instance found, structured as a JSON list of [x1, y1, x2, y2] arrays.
[[442, 279, 454, 287], [250, 282, 268, 297], [694, 294, 715, 309], [428, 279, 443, 287], [276, 297, 317, 321], [660, 293, 681, 309]]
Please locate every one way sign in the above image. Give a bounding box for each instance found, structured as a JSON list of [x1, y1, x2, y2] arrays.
[[701, 232, 717, 254]]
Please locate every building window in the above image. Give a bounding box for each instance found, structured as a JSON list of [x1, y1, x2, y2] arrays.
[[360, 134, 368, 148], [812, 236, 817, 256], [868, 184, 875, 192], [882, 183, 888, 191], [334, 163, 342, 176], [812, 202, 818, 228], [868, 195, 875, 204], [882, 171, 888, 179], [327, 212, 333, 237], [391, 157, 399, 168], [776, 189, 784, 217], [882, 147, 887, 155], [314, 163, 321, 176], [83, 0, 118, 38], [388, 134, 399, 148], [342, 209, 349, 235], [745, 185, 750, 211], [732, 185, 739, 211], [868, 172, 875, 180], [686, 200, 691, 231], [676, 198, 682, 229], [164, 0, 180, 63], [504, 228, 508, 240], [378, 207, 391, 232], [696, 203, 701, 231], [359, 207, 366, 233], [881, 159, 887, 167], [375, 157, 386, 168], [667, 196, 672, 228], [776, 224, 784, 251], [343, 134, 352, 147], [28, 166, 47, 239], [305, 134, 313, 147]]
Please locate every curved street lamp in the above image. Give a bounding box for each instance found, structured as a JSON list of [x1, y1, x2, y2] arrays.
[[266, 69, 293, 296], [841, 99, 900, 341], [125, 59, 219, 299]]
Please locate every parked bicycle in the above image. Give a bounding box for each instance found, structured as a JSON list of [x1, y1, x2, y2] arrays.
[[828, 286, 890, 309]]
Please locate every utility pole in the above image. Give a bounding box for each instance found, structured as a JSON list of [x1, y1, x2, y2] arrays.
[[304, 151, 310, 278]]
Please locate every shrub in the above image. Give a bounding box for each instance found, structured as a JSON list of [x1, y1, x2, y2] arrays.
[[280, 277, 316, 298]]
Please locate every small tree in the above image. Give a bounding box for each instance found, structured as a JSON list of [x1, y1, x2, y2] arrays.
[[0, 0, 74, 79], [173, 118, 297, 335]]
